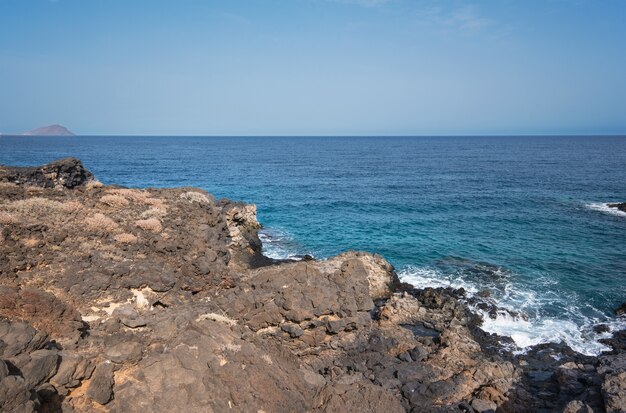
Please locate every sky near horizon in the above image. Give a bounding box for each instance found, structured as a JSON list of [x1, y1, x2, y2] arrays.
[[0, 0, 625, 136]]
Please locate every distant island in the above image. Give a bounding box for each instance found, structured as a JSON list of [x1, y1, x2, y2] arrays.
[[22, 124, 75, 136]]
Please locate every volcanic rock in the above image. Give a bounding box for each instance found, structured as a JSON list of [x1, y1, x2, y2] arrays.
[[0, 157, 94, 188], [87, 361, 115, 405], [607, 202, 626, 213]]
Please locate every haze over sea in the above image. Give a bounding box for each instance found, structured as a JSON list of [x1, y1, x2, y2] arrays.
[[2, 135, 625, 355]]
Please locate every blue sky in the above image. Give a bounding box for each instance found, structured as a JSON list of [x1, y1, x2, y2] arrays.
[[0, 0, 625, 135]]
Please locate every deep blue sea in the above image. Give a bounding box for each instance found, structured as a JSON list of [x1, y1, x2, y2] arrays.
[[1, 135, 625, 355]]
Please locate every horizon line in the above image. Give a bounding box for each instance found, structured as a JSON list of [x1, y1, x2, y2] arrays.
[[2, 133, 626, 138]]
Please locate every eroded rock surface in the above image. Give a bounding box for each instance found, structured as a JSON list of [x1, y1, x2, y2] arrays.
[[0, 158, 93, 189], [1, 159, 625, 412]]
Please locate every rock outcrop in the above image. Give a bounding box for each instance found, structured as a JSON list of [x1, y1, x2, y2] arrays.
[[0, 159, 625, 412], [0, 157, 94, 189], [607, 202, 626, 213]]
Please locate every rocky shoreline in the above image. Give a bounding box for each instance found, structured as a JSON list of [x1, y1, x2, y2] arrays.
[[0, 158, 625, 413], [607, 203, 626, 214]]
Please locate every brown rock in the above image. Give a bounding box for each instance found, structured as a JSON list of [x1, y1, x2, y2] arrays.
[[105, 341, 143, 364], [602, 371, 626, 413], [87, 361, 115, 405], [0, 287, 83, 346], [0, 157, 94, 188]]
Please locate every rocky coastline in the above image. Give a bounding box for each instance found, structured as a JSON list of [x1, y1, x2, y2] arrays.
[[0, 158, 625, 413]]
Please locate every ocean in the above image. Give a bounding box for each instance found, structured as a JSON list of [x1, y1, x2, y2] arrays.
[[1, 135, 625, 355]]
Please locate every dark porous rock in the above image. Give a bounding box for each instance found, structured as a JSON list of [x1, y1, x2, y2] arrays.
[[0, 287, 84, 346], [325, 317, 347, 334], [594, 324, 611, 334], [87, 361, 115, 405], [105, 341, 143, 364], [293, 254, 315, 261], [615, 302, 626, 316], [471, 398, 497, 412], [120, 317, 147, 329], [50, 352, 93, 392], [0, 157, 95, 189], [0, 375, 38, 413], [19, 349, 59, 387], [0, 319, 49, 359], [0, 319, 59, 412], [281, 322, 305, 338], [313, 381, 405, 412], [607, 202, 626, 213], [113, 306, 147, 328]]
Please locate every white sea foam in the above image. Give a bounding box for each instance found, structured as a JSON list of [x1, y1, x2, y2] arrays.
[[475, 305, 626, 356], [399, 266, 480, 293], [259, 228, 309, 260], [586, 202, 626, 217], [399, 266, 625, 356]]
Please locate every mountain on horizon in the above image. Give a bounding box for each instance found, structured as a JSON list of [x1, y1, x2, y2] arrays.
[[22, 124, 75, 136]]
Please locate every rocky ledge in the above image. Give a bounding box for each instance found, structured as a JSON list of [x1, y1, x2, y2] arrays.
[[0, 158, 625, 413], [607, 203, 626, 213]]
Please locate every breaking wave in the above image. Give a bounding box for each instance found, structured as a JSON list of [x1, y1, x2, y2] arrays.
[[586, 202, 626, 217], [399, 264, 625, 356], [259, 227, 312, 261]]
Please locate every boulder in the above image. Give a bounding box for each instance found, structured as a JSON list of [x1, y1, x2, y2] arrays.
[[0, 157, 94, 188], [105, 341, 143, 364], [471, 398, 498, 412], [0, 375, 38, 413], [87, 361, 115, 405], [19, 349, 59, 387], [607, 202, 626, 213]]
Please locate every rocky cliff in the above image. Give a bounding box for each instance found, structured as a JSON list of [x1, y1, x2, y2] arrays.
[[0, 158, 624, 413]]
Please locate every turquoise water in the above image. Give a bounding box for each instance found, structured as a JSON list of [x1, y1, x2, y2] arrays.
[[1, 135, 625, 354]]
